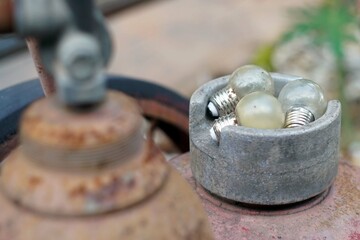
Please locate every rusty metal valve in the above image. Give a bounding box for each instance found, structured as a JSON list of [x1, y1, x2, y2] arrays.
[[0, 91, 214, 239]]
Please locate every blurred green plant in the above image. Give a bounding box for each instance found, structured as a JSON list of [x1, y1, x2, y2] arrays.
[[251, 44, 275, 72], [256, 0, 360, 149]]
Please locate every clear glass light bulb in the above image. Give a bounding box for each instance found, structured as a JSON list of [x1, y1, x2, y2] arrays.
[[229, 65, 275, 98], [235, 91, 284, 129], [278, 79, 327, 128], [208, 65, 275, 117]]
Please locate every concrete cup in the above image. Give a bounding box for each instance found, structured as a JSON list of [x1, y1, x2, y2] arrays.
[[190, 73, 341, 205]]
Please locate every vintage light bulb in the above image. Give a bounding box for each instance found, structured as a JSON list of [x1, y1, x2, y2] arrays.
[[210, 92, 284, 142], [208, 65, 275, 117], [278, 79, 327, 128], [235, 91, 284, 129], [210, 113, 237, 141]]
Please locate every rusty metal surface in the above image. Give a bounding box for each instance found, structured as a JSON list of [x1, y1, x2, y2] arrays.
[[25, 38, 56, 95], [0, 135, 18, 161], [0, 95, 191, 159], [20, 91, 141, 153], [0, 91, 213, 239], [0, 76, 190, 159], [0, 0, 13, 33], [139, 99, 188, 135], [0, 166, 213, 240], [1, 141, 169, 216], [0, 96, 189, 159], [170, 153, 360, 240], [138, 99, 189, 152], [1, 91, 170, 216]]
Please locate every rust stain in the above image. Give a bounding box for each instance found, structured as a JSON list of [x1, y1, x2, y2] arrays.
[[26, 39, 56, 95], [69, 185, 87, 198], [0, 136, 18, 162], [21, 92, 142, 149], [88, 177, 124, 202], [138, 99, 189, 132], [170, 154, 360, 240], [122, 174, 136, 189], [320, 162, 360, 228], [0, 153, 213, 239], [93, 177, 103, 188], [144, 139, 161, 164], [69, 174, 137, 202], [350, 232, 360, 240], [0, 0, 13, 33], [138, 99, 189, 152], [28, 176, 42, 188], [0, 89, 214, 239]]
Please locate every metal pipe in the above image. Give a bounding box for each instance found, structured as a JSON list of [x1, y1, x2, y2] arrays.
[[0, 0, 13, 33], [26, 38, 56, 95]]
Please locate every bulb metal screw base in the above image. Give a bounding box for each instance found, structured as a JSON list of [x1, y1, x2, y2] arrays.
[[285, 107, 315, 128], [210, 113, 237, 142], [208, 87, 238, 117]]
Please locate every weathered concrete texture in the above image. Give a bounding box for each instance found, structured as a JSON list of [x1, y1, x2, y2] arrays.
[[170, 154, 360, 240], [189, 74, 341, 205]]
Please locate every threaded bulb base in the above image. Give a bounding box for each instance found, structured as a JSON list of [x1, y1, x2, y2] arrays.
[[285, 107, 315, 128], [208, 87, 239, 117], [210, 113, 237, 142]]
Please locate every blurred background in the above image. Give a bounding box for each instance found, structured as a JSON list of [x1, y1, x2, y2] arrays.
[[0, 0, 359, 162]]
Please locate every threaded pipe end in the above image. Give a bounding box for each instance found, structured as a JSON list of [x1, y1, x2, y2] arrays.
[[285, 107, 315, 128], [20, 91, 146, 170]]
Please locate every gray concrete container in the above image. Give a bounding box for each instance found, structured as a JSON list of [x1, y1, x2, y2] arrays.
[[190, 73, 341, 205]]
